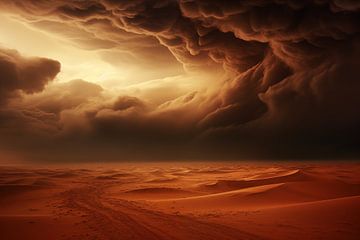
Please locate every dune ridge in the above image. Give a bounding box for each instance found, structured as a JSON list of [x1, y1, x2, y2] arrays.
[[200, 169, 312, 192]]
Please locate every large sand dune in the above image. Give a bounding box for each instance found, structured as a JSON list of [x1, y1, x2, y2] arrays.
[[0, 162, 359, 239]]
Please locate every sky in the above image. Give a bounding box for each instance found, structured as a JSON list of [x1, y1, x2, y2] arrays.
[[0, 0, 360, 163]]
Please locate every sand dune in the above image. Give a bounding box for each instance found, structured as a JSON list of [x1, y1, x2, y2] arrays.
[[153, 169, 360, 211], [199, 169, 312, 192], [122, 187, 201, 200], [205, 196, 360, 240], [0, 184, 43, 197], [0, 162, 359, 239]]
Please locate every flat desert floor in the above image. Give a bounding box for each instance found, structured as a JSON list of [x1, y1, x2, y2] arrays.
[[0, 162, 359, 240]]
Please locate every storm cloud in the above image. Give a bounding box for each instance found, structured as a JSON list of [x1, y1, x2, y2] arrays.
[[0, 0, 359, 161], [0, 47, 60, 105]]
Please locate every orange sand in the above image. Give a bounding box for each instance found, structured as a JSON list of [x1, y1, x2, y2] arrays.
[[0, 162, 359, 239]]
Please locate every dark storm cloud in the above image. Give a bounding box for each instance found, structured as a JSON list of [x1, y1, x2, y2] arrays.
[[0, 47, 61, 152], [0, 0, 360, 160], [0, 47, 60, 105]]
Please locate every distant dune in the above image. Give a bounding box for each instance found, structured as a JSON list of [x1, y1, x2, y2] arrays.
[[0, 163, 359, 239]]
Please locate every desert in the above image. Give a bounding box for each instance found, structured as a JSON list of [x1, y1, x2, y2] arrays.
[[1, 162, 359, 240]]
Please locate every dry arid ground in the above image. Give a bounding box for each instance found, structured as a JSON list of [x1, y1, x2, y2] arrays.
[[0, 162, 359, 240]]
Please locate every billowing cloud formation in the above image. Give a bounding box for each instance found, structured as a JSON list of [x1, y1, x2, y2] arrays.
[[0, 47, 60, 105], [0, 0, 360, 161]]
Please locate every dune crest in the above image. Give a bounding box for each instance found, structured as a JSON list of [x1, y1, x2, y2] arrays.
[[200, 169, 312, 193]]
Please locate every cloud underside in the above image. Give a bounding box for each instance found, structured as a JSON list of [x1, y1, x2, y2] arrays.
[[0, 0, 360, 161]]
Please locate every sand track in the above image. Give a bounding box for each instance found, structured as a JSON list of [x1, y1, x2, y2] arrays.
[[61, 183, 261, 240]]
